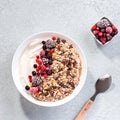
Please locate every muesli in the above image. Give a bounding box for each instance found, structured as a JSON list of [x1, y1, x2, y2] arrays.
[[24, 36, 82, 101]]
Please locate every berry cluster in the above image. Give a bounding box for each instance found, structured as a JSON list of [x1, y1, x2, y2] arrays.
[[91, 17, 118, 45], [25, 36, 57, 94]]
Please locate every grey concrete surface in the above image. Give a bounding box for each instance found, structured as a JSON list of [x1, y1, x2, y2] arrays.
[[0, 0, 120, 120]]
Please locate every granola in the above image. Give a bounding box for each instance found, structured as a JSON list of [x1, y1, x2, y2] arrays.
[[24, 36, 82, 102]]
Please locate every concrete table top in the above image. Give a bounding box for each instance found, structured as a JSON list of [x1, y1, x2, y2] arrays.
[[0, 0, 120, 120]]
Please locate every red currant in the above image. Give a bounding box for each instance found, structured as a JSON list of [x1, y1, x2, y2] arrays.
[[36, 59, 42, 65], [28, 75, 32, 82], [44, 74, 48, 79], [52, 36, 56, 40], [36, 55, 39, 59]]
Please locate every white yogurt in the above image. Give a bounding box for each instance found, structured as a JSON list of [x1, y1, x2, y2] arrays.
[[19, 39, 43, 86]]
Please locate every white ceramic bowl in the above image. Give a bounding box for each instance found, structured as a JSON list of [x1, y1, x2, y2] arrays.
[[12, 31, 87, 107]]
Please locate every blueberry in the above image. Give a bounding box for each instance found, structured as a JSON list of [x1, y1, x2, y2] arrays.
[[42, 45, 47, 50], [33, 64, 37, 68], [36, 72, 40, 76], [48, 59, 53, 65], [46, 53, 52, 59], [25, 85, 30, 90], [45, 51, 52, 59], [45, 51, 49, 56], [42, 41, 46, 44], [32, 71, 36, 76]]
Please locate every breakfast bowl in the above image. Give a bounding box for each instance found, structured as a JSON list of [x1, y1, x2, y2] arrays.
[[12, 31, 87, 107]]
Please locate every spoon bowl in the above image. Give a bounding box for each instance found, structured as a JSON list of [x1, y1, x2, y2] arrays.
[[96, 74, 112, 93]]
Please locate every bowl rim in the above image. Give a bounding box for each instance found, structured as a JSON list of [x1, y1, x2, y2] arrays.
[[12, 31, 87, 107]]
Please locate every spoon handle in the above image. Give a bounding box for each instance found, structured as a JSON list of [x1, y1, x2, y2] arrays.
[[75, 99, 93, 120]]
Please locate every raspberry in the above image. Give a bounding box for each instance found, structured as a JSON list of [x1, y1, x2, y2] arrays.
[[30, 87, 39, 94], [40, 50, 45, 58], [52, 36, 56, 40], [106, 27, 112, 34]]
